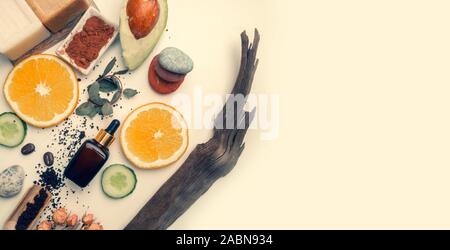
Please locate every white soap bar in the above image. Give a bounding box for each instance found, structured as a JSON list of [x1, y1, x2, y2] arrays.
[[0, 0, 50, 60]]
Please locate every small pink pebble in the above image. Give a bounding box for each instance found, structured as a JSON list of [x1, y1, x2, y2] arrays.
[[37, 220, 52, 230], [66, 214, 78, 227], [84, 223, 103, 230], [53, 208, 68, 225], [82, 213, 94, 225]]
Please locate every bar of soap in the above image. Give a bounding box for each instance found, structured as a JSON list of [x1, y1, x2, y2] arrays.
[[0, 0, 50, 60], [26, 0, 92, 33]]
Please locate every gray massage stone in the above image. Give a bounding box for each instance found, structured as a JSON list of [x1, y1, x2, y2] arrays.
[[158, 47, 194, 74], [0, 165, 25, 198]]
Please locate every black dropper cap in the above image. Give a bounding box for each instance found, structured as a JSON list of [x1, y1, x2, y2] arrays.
[[105, 119, 120, 135]]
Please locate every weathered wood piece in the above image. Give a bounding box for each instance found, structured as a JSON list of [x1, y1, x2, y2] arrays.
[[3, 185, 52, 230], [125, 29, 260, 230]]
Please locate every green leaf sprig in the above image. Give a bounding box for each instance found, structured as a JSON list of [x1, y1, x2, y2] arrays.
[[76, 58, 138, 118]]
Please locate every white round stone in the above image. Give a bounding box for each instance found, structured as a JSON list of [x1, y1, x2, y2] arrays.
[[0, 165, 25, 198]]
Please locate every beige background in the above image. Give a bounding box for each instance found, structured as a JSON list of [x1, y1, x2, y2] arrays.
[[2, 0, 450, 229], [174, 0, 450, 229]]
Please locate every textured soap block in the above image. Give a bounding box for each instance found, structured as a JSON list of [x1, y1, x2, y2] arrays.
[[26, 0, 92, 33], [0, 0, 50, 60]]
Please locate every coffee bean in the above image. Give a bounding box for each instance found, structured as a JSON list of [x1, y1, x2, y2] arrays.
[[43, 152, 54, 166], [21, 143, 35, 155]]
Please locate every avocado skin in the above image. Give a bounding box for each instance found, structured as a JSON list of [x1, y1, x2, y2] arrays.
[[120, 0, 168, 70]]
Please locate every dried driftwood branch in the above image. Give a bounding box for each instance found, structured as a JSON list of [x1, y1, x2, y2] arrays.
[[125, 29, 261, 230]]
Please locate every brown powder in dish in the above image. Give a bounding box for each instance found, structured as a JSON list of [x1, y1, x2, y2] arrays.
[[66, 16, 115, 69]]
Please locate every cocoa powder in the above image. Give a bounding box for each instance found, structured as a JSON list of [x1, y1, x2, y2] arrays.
[[66, 16, 115, 69]]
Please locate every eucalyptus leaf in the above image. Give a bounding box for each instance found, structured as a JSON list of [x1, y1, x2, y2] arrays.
[[102, 57, 117, 77], [76, 102, 96, 116], [88, 105, 102, 118], [111, 90, 122, 104], [89, 82, 108, 105], [101, 103, 114, 116], [114, 69, 129, 75], [88, 82, 100, 96], [98, 78, 118, 92], [92, 97, 108, 106], [123, 89, 139, 99]]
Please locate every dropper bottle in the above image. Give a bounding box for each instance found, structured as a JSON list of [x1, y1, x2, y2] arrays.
[[64, 120, 120, 188]]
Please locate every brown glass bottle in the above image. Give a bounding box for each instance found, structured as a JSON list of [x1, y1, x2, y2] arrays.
[[64, 120, 120, 188]]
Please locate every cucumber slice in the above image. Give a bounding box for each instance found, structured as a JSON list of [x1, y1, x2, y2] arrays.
[[0, 112, 27, 148], [101, 164, 137, 199]]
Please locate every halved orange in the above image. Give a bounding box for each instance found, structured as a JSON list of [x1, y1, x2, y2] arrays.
[[3, 54, 79, 128], [120, 102, 189, 169]]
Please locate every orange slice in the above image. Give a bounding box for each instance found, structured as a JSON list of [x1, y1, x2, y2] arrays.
[[3, 54, 79, 128], [120, 102, 189, 169]]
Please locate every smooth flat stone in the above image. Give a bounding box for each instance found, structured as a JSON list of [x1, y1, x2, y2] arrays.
[[158, 47, 194, 74], [154, 58, 186, 83], [0, 165, 25, 198]]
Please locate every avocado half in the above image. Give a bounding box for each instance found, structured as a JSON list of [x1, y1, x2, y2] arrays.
[[120, 0, 168, 70]]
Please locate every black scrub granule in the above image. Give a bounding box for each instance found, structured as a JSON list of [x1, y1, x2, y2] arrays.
[[16, 188, 48, 230], [37, 167, 64, 191], [29, 68, 115, 224], [79, 131, 86, 141], [33, 116, 96, 210]]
